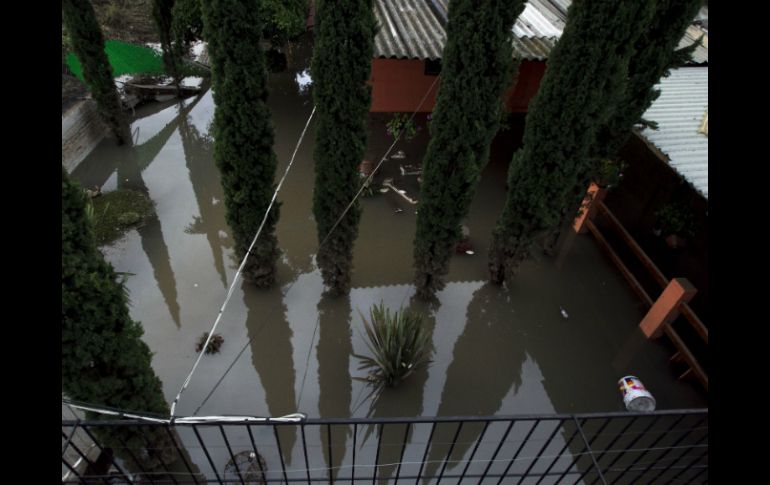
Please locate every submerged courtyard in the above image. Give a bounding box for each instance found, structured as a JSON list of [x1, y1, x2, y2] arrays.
[[65, 33, 707, 482]]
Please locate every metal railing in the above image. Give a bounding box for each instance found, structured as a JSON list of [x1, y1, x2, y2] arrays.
[[62, 409, 707, 484]]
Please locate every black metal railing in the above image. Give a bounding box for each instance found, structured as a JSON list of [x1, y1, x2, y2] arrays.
[[62, 409, 707, 484]]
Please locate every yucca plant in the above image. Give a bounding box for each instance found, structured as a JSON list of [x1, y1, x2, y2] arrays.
[[354, 303, 432, 388]]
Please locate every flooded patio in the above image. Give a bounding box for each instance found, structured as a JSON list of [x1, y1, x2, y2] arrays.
[[69, 36, 706, 479]]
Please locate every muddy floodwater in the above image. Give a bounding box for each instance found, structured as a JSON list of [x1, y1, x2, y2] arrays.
[[70, 36, 706, 482]]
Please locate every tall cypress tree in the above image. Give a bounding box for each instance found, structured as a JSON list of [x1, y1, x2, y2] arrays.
[[201, 0, 281, 287], [152, 0, 182, 84], [311, 0, 375, 295], [488, 0, 655, 284], [62, 0, 129, 144], [545, 0, 703, 251], [595, 0, 703, 163], [62, 167, 176, 469], [413, 0, 525, 300]]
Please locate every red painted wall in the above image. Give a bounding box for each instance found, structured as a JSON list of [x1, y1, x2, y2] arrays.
[[370, 59, 441, 112], [369, 58, 547, 113], [504, 60, 547, 113]]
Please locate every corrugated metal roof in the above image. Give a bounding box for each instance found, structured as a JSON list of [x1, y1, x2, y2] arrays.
[[372, 1, 706, 64], [373, 0, 563, 61], [373, 0, 446, 60], [677, 24, 708, 65], [639, 67, 708, 199]]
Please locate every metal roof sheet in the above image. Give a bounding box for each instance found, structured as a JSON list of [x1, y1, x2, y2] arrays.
[[372, 1, 706, 64], [639, 67, 708, 199], [373, 0, 564, 61]]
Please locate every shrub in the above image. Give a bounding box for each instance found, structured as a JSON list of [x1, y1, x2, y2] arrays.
[[354, 303, 432, 388]]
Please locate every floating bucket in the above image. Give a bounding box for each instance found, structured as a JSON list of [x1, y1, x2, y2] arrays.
[[618, 376, 656, 412]]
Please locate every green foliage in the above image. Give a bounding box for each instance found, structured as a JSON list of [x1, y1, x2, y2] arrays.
[[152, 0, 181, 82], [386, 113, 418, 141], [90, 189, 154, 245], [172, 0, 204, 53], [262, 0, 307, 46], [488, 0, 657, 284], [312, 0, 375, 295], [593, 159, 627, 188], [655, 202, 697, 237], [413, 0, 525, 299], [594, 0, 703, 163], [61, 167, 175, 470], [62, 0, 129, 144], [202, 0, 281, 287], [549, 0, 703, 248], [353, 303, 432, 388]]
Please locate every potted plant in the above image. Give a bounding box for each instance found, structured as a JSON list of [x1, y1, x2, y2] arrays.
[[593, 158, 627, 189], [386, 113, 419, 141], [654, 203, 696, 249]]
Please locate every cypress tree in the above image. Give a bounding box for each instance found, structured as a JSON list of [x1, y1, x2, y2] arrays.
[[413, 0, 525, 300], [262, 0, 308, 47], [595, 0, 703, 163], [172, 0, 204, 57], [62, 0, 129, 144], [544, 0, 703, 255], [488, 0, 655, 284], [62, 167, 176, 469], [152, 0, 182, 84], [311, 0, 375, 295], [201, 0, 281, 287]]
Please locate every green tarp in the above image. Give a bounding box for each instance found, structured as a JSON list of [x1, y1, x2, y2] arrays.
[[66, 39, 165, 81]]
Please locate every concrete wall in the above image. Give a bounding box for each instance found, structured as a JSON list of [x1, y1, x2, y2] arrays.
[[369, 58, 547, 113], [62, 99, 107, 172]]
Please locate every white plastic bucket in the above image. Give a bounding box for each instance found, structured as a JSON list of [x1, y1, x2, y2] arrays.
[[618, 376, 656, 412]]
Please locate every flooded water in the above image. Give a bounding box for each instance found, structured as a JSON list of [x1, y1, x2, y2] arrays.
[[70, 34, 706, 482]]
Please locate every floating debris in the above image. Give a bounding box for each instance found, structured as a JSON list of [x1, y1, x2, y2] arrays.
[[196, 332, 224, 355], [465, 250, 475, 255], [379, 187, 390, 194], [560, 307, 569, 319], [391, 150, 406, 160], [395, 208, 404, 213]]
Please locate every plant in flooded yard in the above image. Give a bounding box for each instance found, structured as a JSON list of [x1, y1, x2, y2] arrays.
[[62, 0, 130, 144], [488, 0, 660, 285], [354, 303, 432, 388], [413, 0, 525, 300], [62, 167, 177, 471], [386, 113, 418, 141], [531, 0, 704, 258], [202, 0, 281, 287], [312, 0, 375, 295], [152, 0, 182, 84]]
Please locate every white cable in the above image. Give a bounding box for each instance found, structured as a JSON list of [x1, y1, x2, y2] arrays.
[[318, 76, 439, 248], [187, 78, 439, 416], [62, 398, 306, 424], [170, 105, 317, 417]]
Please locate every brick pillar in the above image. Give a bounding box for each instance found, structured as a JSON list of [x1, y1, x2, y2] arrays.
[[573, 182, 608, 234], [639, 278, 697, 339], [556, 182, 607, 267]]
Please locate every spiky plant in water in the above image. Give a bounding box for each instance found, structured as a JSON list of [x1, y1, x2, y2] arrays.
[[354, 303, 432, 388]]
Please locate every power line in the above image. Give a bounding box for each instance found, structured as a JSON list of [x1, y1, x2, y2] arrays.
[[318, 75, 439, 249], [169, 105, 316, 418], [62, 398, 305, 424], [189, 77, 440, 416]]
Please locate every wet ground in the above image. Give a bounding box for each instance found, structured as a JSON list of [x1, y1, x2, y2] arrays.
[[69, 34, 706, 482]]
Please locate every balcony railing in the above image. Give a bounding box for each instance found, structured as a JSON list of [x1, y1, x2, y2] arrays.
[[62, 409, 707, 484]]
